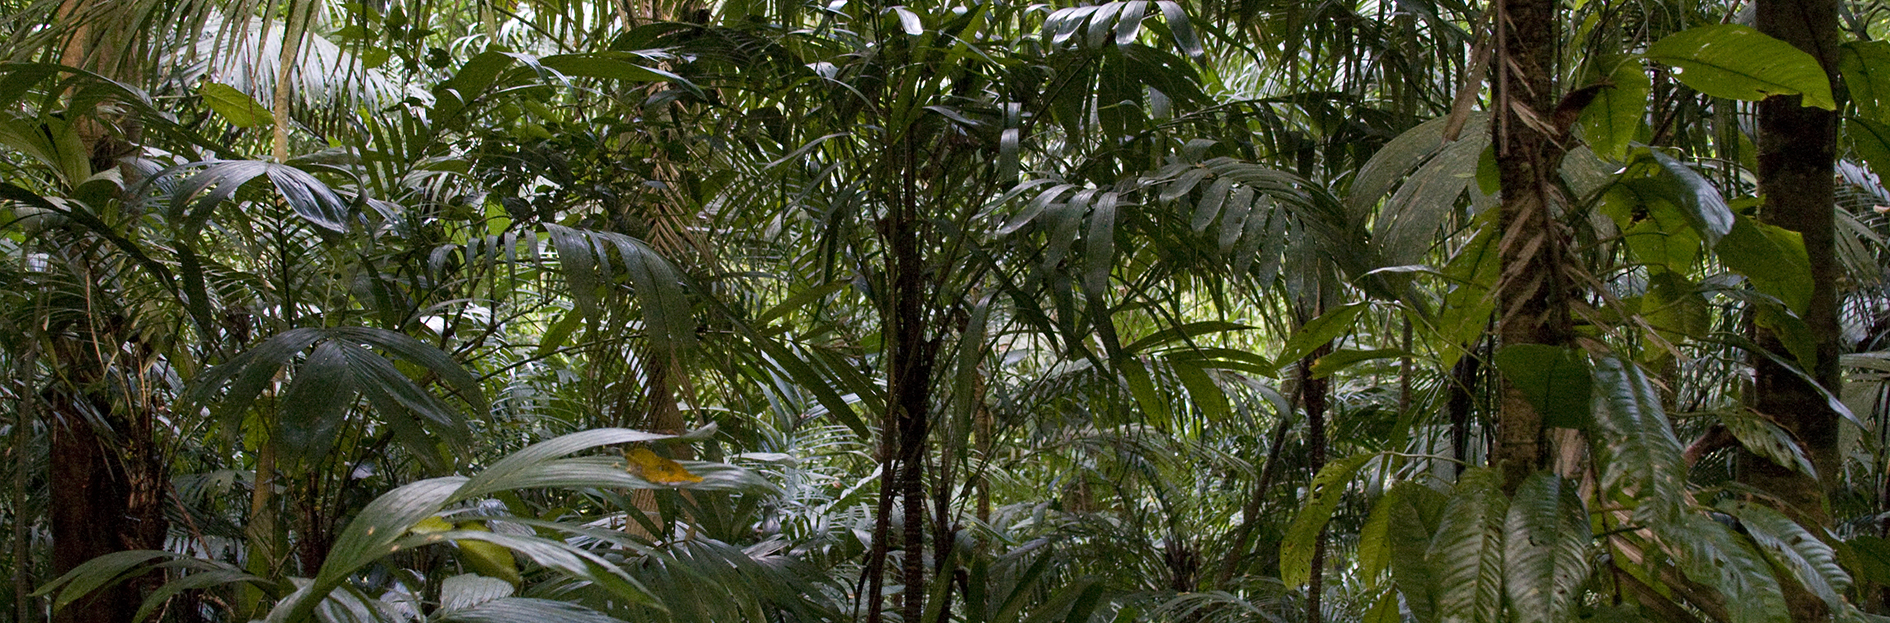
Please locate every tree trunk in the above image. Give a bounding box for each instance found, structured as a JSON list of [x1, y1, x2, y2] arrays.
[[13, 341, 39, 623], [47, 384, 164, 623], [1746, 1, 1840, 620], [1300, 344, 1331, 623], [1448, 348, 1481, 479], [1745, 0, 1840, 522], [866, 135, 937, 623], [1490, 0, 1570, 495]]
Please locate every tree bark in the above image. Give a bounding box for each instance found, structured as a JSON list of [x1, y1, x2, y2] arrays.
[[1747, 1, 1840, 620], [1300, 344, 1331, 623], [1490, 0, 1571, 495], [47, 383, 164, 623], [13, 341, 38, 623], [1745, 0, 1840, 522]]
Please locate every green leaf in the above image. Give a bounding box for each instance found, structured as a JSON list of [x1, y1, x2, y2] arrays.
[[1588, 356, 1688, 524], [1278, 303, 1367, 370], [274, 428, 719, 623], [1848, 117, 1890, 179], [439, 574, 514, 612], [1579, 61, 1651, 161], [1154, 1, 1202, 60], [1357, 481, 1406, 589], [200, 82, 269, 128], [1663, 513, 1789, 623], [1844, 536, 1890, 586], [276, 341, 355, 465], [1430, 467, 1508, 623], [1374, 133, 1483, 266], [535, 308, 585, 358], [1492, 345, 1593, 429], [1724, 500, 1849, 610], [1280, 452, 1381, 587], [1503, 473, 1591, 623], [1125, 320, 1250, 354], [1438, 212, 1500, 363], [37, 550, 175, 608], [1311, 348, 1406, 379], [1364, 590, 1402, 623], [439, 598, 625, 623], [1622, 148, 1735, 247], [1719, 408, 1815, 478], [1645, 24, 1835, 110], [1716, 214, 1812, 314], [1119, 358, 1173, 428], [544, 225, 695, 352], [1841, 41, 1890, 122], [1083, 191, 1119, 300], [1387, 481, 1450, 623]]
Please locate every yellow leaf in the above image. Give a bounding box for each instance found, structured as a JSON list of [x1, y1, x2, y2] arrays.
[[625, 447, 703, 484], [454, 521, 522, 585], [411, 516, 454, 534]]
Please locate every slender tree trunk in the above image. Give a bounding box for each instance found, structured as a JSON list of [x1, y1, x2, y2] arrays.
[[13, 342, 38, 623], [1300, 344, 1331, 623], [1490, 0, 1570, 494], [1448, 349, 1481, 479], [867, 134, 937, 623], [1746, 1, 1840, 620]]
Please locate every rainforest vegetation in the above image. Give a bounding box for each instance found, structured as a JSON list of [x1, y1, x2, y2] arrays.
[[8, 0, 1890, 621]]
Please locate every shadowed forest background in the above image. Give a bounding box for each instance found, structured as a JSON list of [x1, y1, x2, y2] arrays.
[[5, 0, 1890, 621]]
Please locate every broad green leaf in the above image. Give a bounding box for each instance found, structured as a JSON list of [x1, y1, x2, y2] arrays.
[[1645, 24, 1835, 110], [276, 342, 355, 465], [1845, 536, 1890, 586], [1724, 501, 1849, 609], [1579, 61, 1651, 161], [1716, 215, 1812, 314], [200, 82, 269, 128], [1842, 41, 1890, 122], [534, 308, 585, 358], [1430, 467, 1508, 623], [1492, 345, 1593, 429], [1364, 590, 1402, 623], [1387, 481, 1450, 623], [1719, 408, 1815, 477], [1119, 358, 1173, 428], [1438, 212, 1500, 364], [1189, 177, 1234, 233], [1620, 148, 1735, 247], [37, 550, 175, 608], [1169, 358, 1229, 422], [1503, 473, 1591, 623], [1154, 1, 1202, 60], [1374, 133, 1482, 266], [1589, 356, 1687, 523], [544, 225, 695, 352], [539, 54, 666, 83], [1281, 452, 1382, 587], [1664, 513, 1789, 623], [1348, 113, 1486, 223], [1848, 117, 1890, 179], [133, 568, 266, 623], [1277, 303, 1367, 370], [1357, 481, 1406, 588]]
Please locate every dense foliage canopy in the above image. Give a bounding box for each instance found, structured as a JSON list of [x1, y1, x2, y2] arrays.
[[7, 0, 1890, 622]]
